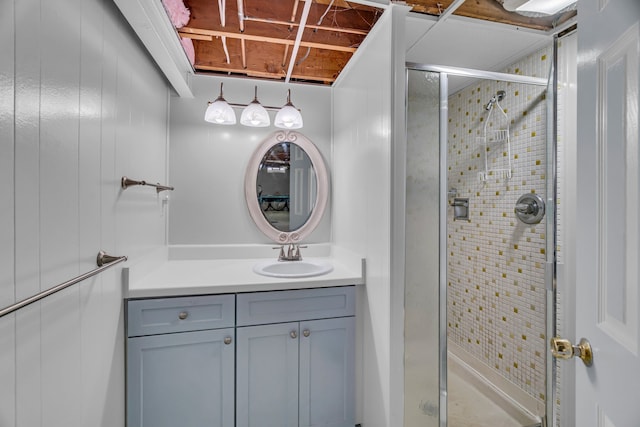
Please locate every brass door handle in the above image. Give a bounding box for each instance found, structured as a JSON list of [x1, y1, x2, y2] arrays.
[[550, 337, 593, 367]]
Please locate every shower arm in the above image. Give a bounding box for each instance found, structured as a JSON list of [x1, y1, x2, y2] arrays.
[[485, 90, 507, 110]]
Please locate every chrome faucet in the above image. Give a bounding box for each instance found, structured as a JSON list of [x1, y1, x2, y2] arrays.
[[274, 244, 306, 261]]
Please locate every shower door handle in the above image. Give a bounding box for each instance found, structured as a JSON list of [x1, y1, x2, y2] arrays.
[[550, 336, 593, 367]]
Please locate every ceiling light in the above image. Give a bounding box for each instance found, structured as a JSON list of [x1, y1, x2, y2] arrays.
[[514, 0, 576, 15], [274, 89, 303, 130], [204, 83, 236, 125], [240, 86, 270, 127]]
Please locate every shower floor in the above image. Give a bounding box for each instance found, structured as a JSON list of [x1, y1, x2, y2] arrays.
[[448, 354, 541, 427]]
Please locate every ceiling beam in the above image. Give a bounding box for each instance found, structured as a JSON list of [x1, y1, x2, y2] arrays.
[[242, 16, 369, 35], [179, 27, 358, 52], [285, 0, 313, 83], [195, 64, 337, 83]]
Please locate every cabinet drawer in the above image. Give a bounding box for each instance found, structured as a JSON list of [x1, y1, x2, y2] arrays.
[[236, 286, 355, 326], [127, 294, 235, 337]]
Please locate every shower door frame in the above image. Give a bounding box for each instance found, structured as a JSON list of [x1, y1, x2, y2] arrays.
[[405, 62, 554, 427]]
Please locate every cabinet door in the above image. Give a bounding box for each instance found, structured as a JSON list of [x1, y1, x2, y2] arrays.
[[127, 328, 235, 427], [236, 322, 299, 427], [299, 317, 355, 427]]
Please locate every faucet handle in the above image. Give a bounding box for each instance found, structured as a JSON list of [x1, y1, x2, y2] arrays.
[[273, 246, 286, 261], [293, 245, 307, 260]]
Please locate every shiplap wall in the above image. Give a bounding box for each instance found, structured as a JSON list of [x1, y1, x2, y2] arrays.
[[332, 6, 408, 426], [0, 0, 170, 426]]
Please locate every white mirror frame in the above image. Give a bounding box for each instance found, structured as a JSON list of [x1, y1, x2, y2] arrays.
[[244, 130, 329, 244]]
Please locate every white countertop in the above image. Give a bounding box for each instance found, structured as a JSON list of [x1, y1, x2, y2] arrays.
[[124, 245, 365, 299]]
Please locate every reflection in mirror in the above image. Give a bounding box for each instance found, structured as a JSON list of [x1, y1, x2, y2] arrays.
[[245, 131, 328, 244], [257, 142, 317, 232]]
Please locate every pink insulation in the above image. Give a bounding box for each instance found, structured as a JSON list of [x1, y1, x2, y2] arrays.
[[162, 0, 191, 29], [180, 37, 196, 66]]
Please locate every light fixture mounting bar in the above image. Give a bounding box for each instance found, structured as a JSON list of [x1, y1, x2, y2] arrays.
[[226, 102, 299, 112]]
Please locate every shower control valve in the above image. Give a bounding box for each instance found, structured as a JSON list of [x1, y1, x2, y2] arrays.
[[514, 193, 545, 224]]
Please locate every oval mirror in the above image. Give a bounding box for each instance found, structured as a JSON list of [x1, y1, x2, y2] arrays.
[[244, 130, 329, 244]]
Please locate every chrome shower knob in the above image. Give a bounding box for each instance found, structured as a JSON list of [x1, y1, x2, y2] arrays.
[[514, 193, 545, 224]]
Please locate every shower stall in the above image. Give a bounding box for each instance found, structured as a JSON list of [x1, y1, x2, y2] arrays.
[[403, 42, 560, 427]]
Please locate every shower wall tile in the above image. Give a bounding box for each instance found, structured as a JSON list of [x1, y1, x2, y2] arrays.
[[447, 45, 552, 404]]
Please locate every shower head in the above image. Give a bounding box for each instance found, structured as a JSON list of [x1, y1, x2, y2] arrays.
[[485, 97, 496, 110], [485, 90, 506, 110]]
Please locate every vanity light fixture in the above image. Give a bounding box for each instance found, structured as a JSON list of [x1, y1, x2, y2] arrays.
[[274, 89, 304, 130], [240, 86, 270, 127], [204, 82, 236, 125], [204, 84, 304, 129]]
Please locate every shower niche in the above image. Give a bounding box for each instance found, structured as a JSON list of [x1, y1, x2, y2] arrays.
[[452, 198, 469, 221]]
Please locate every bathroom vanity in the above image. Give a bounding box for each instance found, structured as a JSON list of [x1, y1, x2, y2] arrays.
[[123, 246, 364, 427], [124, 130, 361, 426], [125, 273, 359, 427]]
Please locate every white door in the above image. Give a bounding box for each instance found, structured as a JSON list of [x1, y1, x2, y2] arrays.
[[289, 143, 315, 231], [575, 0, 640, 426]]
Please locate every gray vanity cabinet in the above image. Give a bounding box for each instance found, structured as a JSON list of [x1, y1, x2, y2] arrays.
[[236, 322, 300, 427], [126, 294, 235, 427], [125, 286, 356, 427], [298, 316, 355, 427], [235, 286, 356, 427]]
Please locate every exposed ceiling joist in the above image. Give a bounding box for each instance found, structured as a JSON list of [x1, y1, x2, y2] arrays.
[[285, 0, 314, 82], [179, 28, 358, 53], [178, 0, 381, 84], [164, 0, 575, 85]]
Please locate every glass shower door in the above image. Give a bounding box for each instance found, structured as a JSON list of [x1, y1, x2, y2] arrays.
[[404, 69, 443, 427], [405, 60, 555, 427]]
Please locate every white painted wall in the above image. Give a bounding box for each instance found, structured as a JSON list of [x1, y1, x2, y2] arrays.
[[0, 0, 170, 425], [405, 14, 553, 94], [332, 6, 408, 426], [168, 75, 332, 245]]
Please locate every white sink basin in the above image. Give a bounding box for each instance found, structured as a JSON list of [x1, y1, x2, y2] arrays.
[[253, 259, 333, 278]]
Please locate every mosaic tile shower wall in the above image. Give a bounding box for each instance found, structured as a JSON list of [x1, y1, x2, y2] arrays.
[[447, 45, 552, 404]]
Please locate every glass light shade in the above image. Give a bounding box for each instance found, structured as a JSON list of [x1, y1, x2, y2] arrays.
[[274, 105, 303, 129], [204, 83, 236, 125], [241, 101, 270, 127], [274, 89, 303, 129], [204, 99, 236, 124]]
